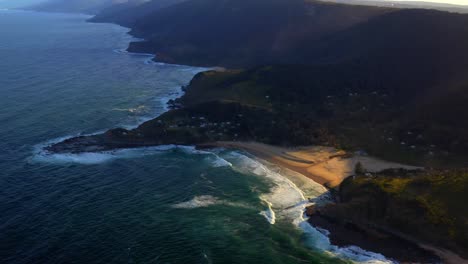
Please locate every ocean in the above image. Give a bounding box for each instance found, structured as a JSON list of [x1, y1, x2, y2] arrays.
[[0, 10, 393, 264]]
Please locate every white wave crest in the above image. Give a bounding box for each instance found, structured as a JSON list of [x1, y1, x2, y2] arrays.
[[172, 195, 251, 210], [204, 154, 232, 168], [220, 151, 395, 264], [112, 48, 154, 57], [259, 199, 276, 225], [172, 195, 220, 209], [32, 144, 181, 165], [300, 220, 395, 263], [112, 105, 147, 114]]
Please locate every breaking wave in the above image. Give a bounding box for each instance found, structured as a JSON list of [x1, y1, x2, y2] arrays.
[[172, 195, 220, 209], [219, 151, 396, 264], [172, 195, 252, 210]]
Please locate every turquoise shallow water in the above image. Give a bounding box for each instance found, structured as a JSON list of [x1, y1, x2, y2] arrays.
[[0, 10, 393, 264]]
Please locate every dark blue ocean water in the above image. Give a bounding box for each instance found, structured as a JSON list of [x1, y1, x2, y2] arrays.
[[0, 10, 393, 264]]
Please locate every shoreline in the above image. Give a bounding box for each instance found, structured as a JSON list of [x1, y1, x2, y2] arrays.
[[199, 141, 468, 263], [40, 12, 465, 263], [199, 141, 421, 188]]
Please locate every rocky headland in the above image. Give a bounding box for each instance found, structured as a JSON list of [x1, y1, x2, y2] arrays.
[[42, 0, 468, 262]]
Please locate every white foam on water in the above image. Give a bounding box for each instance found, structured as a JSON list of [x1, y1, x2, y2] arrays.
[[32, 138, 233, 167], [172, 195, 220, 209], [259, 198, 276, 225], [112, 48, 127, 55], [222, 151, 310, 214], [144, 57, 166, 66], [209, 156, 233, 167], [31, 140, 213, 165], [31, 142, 181, 165], [34, 46, 210, 163], [112, 48, 154, 57], [176, 146, 233, 168], [32, 133, 220, 165], [112, 105, 147, 114], [203, 152, 233, 168], [172, 195, 252, 210], [220, 151, 396, 264]]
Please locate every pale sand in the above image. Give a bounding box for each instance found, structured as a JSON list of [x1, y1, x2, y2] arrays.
[[204, 141, 421, 188]]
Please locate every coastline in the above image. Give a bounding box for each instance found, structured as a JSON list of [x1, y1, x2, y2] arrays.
[[199, 142, 468, 263], [39, 12, 466, 264], [199, 141, 421, 188]]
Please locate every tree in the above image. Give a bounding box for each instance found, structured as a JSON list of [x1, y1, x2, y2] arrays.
[[355, 161, 365, 175]]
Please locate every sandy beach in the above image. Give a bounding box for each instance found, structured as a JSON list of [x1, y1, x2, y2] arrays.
[[199, 142, 468, 262], [202, 141, 421, 188]]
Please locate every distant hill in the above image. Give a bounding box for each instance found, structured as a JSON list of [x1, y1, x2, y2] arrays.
[[89, 0, 189, 25], [30, 0, 149, 14], [0, 0, 48, 9], [95, 0, 393, 67], [92, 0, 468, 72], [324, 0, 468, 13], [88, 0, 468, 163]]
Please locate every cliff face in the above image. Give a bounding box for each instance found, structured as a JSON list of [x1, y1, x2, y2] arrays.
[[310, 169, 468, 259]]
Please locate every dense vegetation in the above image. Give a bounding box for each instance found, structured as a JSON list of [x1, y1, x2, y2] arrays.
[[172, 66, 468, 167], [311, 169, 468, 258]]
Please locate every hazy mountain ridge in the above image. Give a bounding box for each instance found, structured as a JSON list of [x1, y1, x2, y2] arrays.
[[324, 0, 468, 13], [97, 0, 395, 67], [91, 0, 468, 71], [29, 0, 149, 14], [88, 0, 189, 25]]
